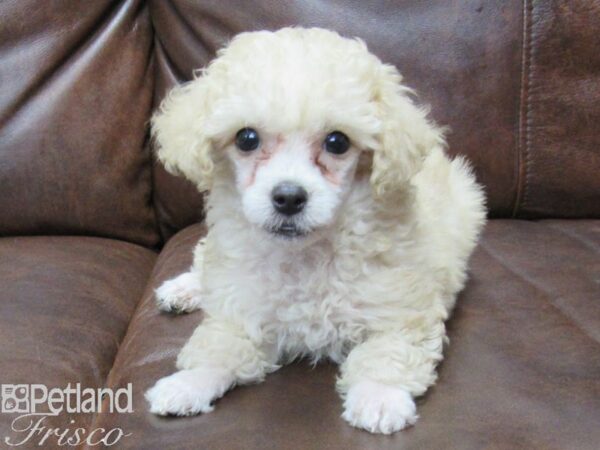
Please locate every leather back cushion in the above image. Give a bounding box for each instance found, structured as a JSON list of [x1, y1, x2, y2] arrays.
[[0, 0, 159, 246], [151, 0, 600, 239], [2, 1, 599, 245], [515, 0, 600, 218]]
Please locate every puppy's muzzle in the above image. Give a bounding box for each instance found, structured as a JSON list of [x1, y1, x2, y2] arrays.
[[271, 182, 307, 216]]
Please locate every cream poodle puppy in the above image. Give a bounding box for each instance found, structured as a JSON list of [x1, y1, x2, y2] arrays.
[[145, 27, 486, 434]]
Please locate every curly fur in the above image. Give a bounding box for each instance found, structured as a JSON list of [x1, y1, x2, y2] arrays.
[[145, 27, 486, 434]]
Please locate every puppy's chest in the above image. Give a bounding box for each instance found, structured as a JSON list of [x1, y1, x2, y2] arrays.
[[251, 249, 369, 347]]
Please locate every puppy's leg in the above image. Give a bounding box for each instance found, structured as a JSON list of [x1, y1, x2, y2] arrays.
[[337, 319, 445, 434], [155, 271, 203, 313], [155, 238, 206, 313], [146, 318, 278, 416]]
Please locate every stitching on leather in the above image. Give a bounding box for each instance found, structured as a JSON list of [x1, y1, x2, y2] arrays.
[[513, 0, 533, 217], [520, 0, 538, 214]]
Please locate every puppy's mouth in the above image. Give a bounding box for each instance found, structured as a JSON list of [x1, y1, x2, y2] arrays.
[[268, 222, 308, 239]]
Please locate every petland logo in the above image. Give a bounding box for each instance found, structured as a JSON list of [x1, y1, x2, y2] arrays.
[[1, 383, 133, 447]]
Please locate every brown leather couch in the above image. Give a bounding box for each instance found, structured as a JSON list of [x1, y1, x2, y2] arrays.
[[1, 1, 599, 449]]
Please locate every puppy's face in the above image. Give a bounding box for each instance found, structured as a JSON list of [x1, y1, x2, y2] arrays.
[[202, 30, 382, 239], [224, 129, 361, 238], [153, 28, 445, 240]]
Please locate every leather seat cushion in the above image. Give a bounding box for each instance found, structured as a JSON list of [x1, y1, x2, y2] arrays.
[[89, 220, 600, 449], [0, 236, 156, 439]]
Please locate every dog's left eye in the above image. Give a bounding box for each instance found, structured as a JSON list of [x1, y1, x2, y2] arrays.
[[323, 131, 350, 155], [235, 128, 260, 152]]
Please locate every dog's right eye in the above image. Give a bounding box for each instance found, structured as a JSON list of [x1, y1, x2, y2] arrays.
[[235, 128, 260, 152], [323, 131, 350, 155]]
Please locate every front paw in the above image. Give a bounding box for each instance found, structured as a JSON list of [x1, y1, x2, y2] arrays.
[[155, 272, 202, 313], [342, 381, 418, 434], [145, 368, 232, 416]]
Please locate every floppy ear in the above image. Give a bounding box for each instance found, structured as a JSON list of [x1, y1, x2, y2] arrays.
[[371, 65, 446, 198], [151, 78, 214, 192]]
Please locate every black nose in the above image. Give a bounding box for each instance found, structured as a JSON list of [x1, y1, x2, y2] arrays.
[[271, 182, 308, 216]]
